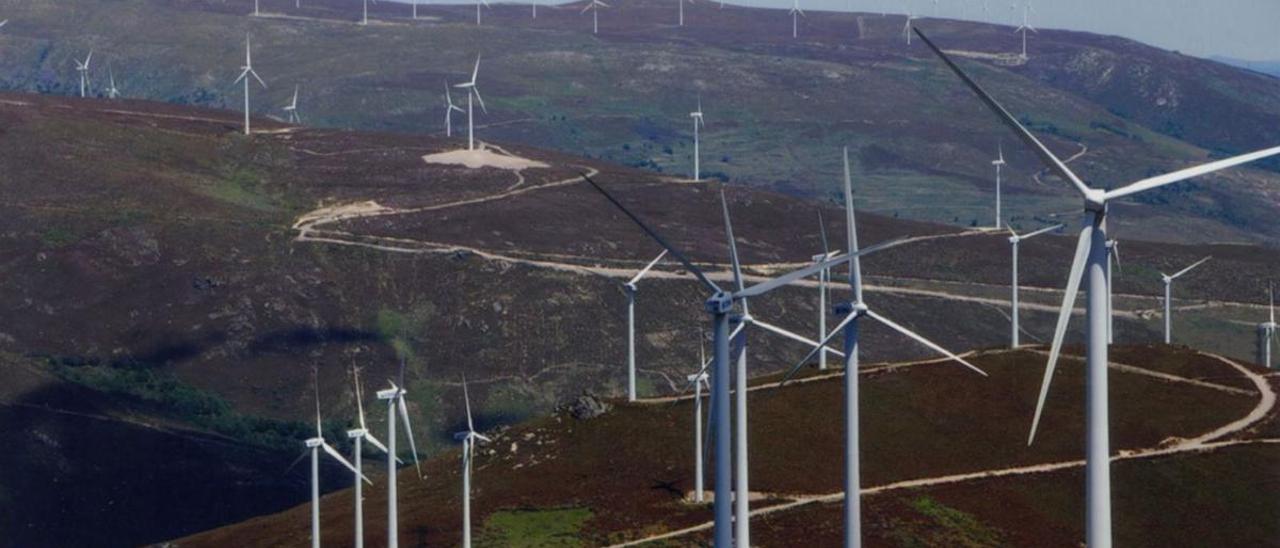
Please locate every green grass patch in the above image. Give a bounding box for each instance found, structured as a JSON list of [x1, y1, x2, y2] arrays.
[[887, 496, 1005, 548], [477, 507, 593, 547]]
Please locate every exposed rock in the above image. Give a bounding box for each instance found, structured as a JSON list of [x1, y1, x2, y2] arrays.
[[559, 391, 611, 420]]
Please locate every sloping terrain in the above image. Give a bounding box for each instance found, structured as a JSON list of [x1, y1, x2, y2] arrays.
[[0, 0, 1277, 245], [179, 346, 1278, 546]]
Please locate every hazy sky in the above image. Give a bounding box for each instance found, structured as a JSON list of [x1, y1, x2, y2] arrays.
[[726, 0, 1280, 61]]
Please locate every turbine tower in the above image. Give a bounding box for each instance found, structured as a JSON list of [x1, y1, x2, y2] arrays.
[[453, 55, 486, 151], [917, 27, 1280, 548], [690, 98, 705, 181], [232, 35, 267, 136], [782, 148, 987, 547], [1007, 222, 1063, 348], [584, 171, 904, 547], [75, 51, 92, 98], [679, 0, 695, 26], [1161, 256, 1211, 344], [991, 143, 1006, 228], [376, 358, 423, 548], [582, 0, 608, 34], [283, 85, 301, 124], [455, 378, 492, 548], [789, 0, 805, 38], [346, 367, 394, 548], [305, 373, 369, 548], [1260, 284, 1277, 369], [623, 250, 668, 402], [444, 81, 465, 138]]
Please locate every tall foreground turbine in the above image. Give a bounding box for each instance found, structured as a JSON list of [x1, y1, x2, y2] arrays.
[[1260, 284, 1277, 369], [455, 379, 491, 548], [916, 28, 1280, 548], [376, 359, 423, 548], [305, 375, 369, 548], [1007, 222, 1063, 348], [584, 173, 902, 547], [1161, 256, 1211, 344], [623, 249, 668, 401], [783, 148, 987, 547], [453, 55, 486, 151], [232, 35, 267, 136], [346, 367, 393, 548]]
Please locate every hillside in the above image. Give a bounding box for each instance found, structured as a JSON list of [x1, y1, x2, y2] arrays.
[[180, 346, 1279, 546], [0, 0, 1277, 245]]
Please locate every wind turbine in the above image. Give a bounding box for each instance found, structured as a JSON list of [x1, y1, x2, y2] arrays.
[[679, 0, 694, 26], [902, 12, 919, 45], [916, 28, 1280, 548], [686, 336, 711, 503], [813, 211, 837, 370], [475, 0, 491, 25], [623, 250, 669, 401], [583, 170, 906, 547], [232, 35, 267, 136], [1160, 256, 1211, 344], [444, 81, 465, 138], [376, 358, 423, 548], [690, 98, 705, 181], [75, 51, 92, 98], [789, 0, 805, 38], [782, 148, 987, 547], [361, 0, 374, 25], [1105, 239, 1121, 344], [582, 0, 608, 34], [305, 373, 370, 548], [532, 0, 538, 18], [1014, 2, 1036, 60], [253, 0, 260, 17], [453, 55, 486, 151], [1007, 222, 1063, 348], [455, 378, 492, 548], [106, 66, 121, 99], [346, 367, 394, 548], [991, 143, 1006, 228], [283, 85, 301, 124], [1259, 284, 1277, 369]]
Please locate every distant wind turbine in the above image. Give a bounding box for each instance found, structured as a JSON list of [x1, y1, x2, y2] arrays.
[[690, 98, 705, 181], [916, 27, 1280, 547], [783, 147, 988, 547], [1259, 284, 1277, 369], [106, 66, 121, 99], [679, 0, 694, 26], [812, 211, 836, 370], [1007, 222, 1063, 347], [1161, 256, 1211, 344], [1014, 2, 1036, 59], [232, 35, 267, 135], [453, 55, 486, 151], [283, 85, 301, 124], [304, 372, 370, 548], [902, 12, 919, 45], [253, 0, 260, 17], [686, 336, 711, 502], [582, 0, 608, 34], [444, 81, 465, 138], [991, 143, 1006, 228], [623, 250, 668, 402], [376, 358, 423, 548], [346, 367, 394, 548], [75, 51, 92, 98], [454, 378, 492, 548], [476, 0, 491, 25], [789, 0, 804, 38]]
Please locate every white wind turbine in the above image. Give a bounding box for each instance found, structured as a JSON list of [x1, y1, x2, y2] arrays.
[[453, 55, 486, 151], [584, 169, 904, 547], [917, 28, 1280, 548], [475, 0, 491, 25], [1259, 284, 1277, 369], [283, 85, 301, 124], [902, 11, 919, 45], [812, 211, 837, 370], [455, 378, 492, 548], [75, 51, 92, 98], [233, 35, 267, 136], [346, 367, 394, 548], [679, 0, 694, 26], [991, 143, 1006, 228], [1006, 222, 1063, 348], [253, 0, 261, 17], [444, 81, 465, 138], [1160, 256, 1211, 344], [106, 66, 121, 99], [783, 147, 987, 547], [582, 0, 608, 34], [690, 98, 705, 181], [789, 0, 805, 38], [686, 336, 711, 503], [1105, 239, 1121, 344], [361, 0, 375, 25], [375, 358, 423, 548], [304, 374, 370, 548], [1014, 2, 1036, 60], [623, 250, 669, 402]]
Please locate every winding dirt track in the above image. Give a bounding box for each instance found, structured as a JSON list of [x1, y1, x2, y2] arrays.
[[607, 350, 1277, 547]]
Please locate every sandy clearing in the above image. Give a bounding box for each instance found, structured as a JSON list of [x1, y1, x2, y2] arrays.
[[422, 145, 550, 170]]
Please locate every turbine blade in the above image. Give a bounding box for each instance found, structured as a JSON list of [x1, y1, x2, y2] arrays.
[[581, 174, 722, 294], [463, 376, 475, 433], [363, 432, 397, 460], [736, 237, 908, 300], [1104, 145, 1280, 201], [843, 147, 862, 298], [864, 309, 986, 376], [720, 190, 746, 295], [1028, 216, 1096, 446], [251, 69, 267, 89], [233, 69, 250, 85], [1111, 241, 1122, 273], [1022, 223, 1064, 240], [752, 318, 846, 358], [817, 209, 830, 258], [323, 442, 372, 484], [471, 55, 481, 83], [1170, 256, 1211, 280], [913, 29, 1092, 198], [781, 312, 858, 384], [353, 367, 367, 429], [397, 397, 423, 477], [628, 249, 669, 285], [472, 87, 487, 114]]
